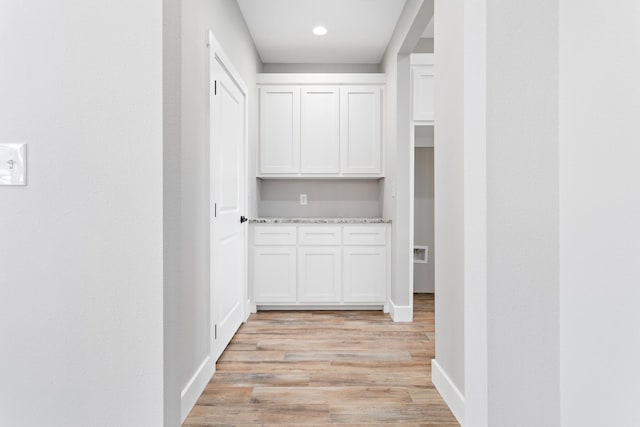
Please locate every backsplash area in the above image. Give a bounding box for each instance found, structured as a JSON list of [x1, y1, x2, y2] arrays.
[[258, 179, 383, 218]]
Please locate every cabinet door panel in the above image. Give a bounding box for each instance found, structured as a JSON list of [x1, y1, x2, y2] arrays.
[[412, 65, 435, 122], [259, 87, 300, 174], [301, 87, 340, 173], [340, 86, 382, 175], [253, 247, 296, 303], [298, 247, 341, 303], [343, 246, 386, 303]]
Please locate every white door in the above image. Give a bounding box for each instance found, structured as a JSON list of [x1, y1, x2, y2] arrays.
[[297, 247, 342, 303], [340, 86, 383, 175], [259, 86, 300, 174], [300, 87, 340, 173], [210, 57, 246, 362]]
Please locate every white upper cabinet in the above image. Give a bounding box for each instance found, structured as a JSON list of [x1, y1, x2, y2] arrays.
[[257, 74, 385, 178], [259, 86, 300, 174], [300, 87, 340, 174], [340, 86, 383, 175], [411, 54, 435, 124]]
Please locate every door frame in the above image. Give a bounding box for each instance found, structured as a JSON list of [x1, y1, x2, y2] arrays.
[[207, 30, 250, 363]]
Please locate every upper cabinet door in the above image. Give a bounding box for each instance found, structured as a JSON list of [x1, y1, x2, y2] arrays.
[[412, 64, 435, 123], [340, 86, 382, 175], [300, 87, 340, 174], [259, 86, 300, 174]]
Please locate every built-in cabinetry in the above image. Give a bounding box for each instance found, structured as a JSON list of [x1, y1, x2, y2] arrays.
[[411, 54, 434, 124], [258, 74, 385, 178], [250, 222, 390, 308]]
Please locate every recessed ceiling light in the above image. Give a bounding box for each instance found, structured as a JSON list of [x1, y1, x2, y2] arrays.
[[313, 26, 328, 36]]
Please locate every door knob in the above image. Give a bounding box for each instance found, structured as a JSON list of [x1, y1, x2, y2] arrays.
[[240, 215, 248, 224]]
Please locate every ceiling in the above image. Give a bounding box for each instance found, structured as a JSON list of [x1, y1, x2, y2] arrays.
[[237, 0, 407, 64]]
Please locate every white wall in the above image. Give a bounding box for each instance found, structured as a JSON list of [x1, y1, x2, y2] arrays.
[[559, 1, 640, 425], [485, 0, 560, 424], [180, 0, 261, 415], [414, 147, 434, 292], [0, 2, 164, 426], [434, 0, 466, 398], [462, 0, 488, 423]]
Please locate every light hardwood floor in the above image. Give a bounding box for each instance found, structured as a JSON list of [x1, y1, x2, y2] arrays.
[[184, 294, 459, 426]]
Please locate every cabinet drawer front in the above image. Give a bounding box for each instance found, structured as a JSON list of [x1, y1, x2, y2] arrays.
[[298, 226, 342, 245], [253, 226, 297, 245], [343, 226, 386, 245]]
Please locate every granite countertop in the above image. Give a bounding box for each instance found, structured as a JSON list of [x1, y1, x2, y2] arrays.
[[249, 217, 392, 224]]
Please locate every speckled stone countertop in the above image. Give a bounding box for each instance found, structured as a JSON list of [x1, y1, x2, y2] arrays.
[[249, 218, 392, 224]]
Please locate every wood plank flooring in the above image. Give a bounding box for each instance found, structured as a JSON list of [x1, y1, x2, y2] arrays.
[[184, 294, 459, 426]]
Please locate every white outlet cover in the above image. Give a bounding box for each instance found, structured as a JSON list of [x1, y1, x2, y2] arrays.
[[0, 144, 27, 186], [300, 194, 307, 205]]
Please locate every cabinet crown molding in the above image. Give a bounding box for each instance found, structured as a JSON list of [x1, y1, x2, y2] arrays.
[[257, 73, 386, 85]]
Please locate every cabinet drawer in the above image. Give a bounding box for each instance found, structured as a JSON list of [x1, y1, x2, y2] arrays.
[[253, 226, 297, 245], [298, 226, 342, 245], [343, 226, 386, 245]]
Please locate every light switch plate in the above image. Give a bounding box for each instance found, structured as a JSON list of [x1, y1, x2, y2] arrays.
[[300, 194, 307, 205], [0, 144, 27, 186]]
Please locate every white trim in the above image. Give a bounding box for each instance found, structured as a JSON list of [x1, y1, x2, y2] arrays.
[[257, 73, 386, 85], [257, 174, 384, 180], [244, 298, 252, 321], [180, 356, 215, 423], [389, 300, 413, 322], [257, 304, 384, 311], [432, 359, 466, 426], [208, 32, 248, 94], [410, 53, 435, 66]]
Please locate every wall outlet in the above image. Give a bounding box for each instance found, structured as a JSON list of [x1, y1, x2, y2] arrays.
[[300, 194, 307, 205], [0, 143, 27, 186]]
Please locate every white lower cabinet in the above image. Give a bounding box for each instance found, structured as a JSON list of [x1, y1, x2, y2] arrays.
[[251, 223, 389, 307], [252, 246, 296, 303], [343, 246, 386, 303], [297, 247, 341, 302]]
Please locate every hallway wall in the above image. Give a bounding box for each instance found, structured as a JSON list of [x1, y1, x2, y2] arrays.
[[559, 0, 640, 424], [180, 0, 262, 420], [485, 0, 560, 424], [0, 1, 164, 425], [434, 0, 466, 400]]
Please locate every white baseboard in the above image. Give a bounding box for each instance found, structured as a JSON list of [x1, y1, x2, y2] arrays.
[[432, 359, 466, 426], [244, 298, 252, 320], [389, 300, 413, 322], [180, 356, 215, 423]]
